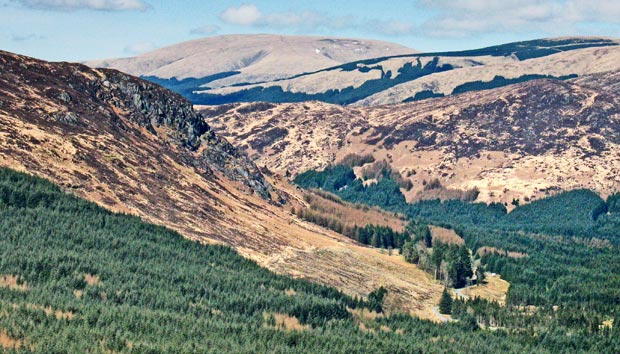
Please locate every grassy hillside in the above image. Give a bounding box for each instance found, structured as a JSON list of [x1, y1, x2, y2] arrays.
[[0, 168, 564, 353]]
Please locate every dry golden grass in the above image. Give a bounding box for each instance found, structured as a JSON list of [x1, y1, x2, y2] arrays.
[[457, 273, 510, 305], [84, 273, 101, 286], [299, 190, 407, 232], [13, 304, 75, 320], [601, 319, 614, 330], [0, 331, 22, 350], [0, 275, 27, 291], [357, 322, 375, 333], [347, 307, 383, 322], [430, 226, 464, 246], [379, 325, 392, 332], [263, 312, 310, 332]]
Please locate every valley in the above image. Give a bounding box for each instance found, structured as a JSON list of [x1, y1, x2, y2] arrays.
[[0, 50, 467, 321], [1, 27, 620, 353]]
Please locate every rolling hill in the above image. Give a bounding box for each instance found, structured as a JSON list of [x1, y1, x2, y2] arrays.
[[0, 50, 453, 320], [85, 34, 416, 91], [88, 36, 620, 106], [200, 71, 620, 207]]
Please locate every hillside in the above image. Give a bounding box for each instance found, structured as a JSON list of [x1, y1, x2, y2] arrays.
[[131, 37, 620, 106], [85, 34, 415, 88], [201, 72, 620, 207], [2, 169, 619, 352], [4, 49, 620, 353], [0, 50, 455, 319], [0, 168, 540, 353]]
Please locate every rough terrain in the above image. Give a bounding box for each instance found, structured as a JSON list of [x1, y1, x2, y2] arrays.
[[201, 72, 620, 207], [0, 51, 471, 321]]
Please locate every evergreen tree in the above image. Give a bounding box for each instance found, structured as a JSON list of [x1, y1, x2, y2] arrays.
[[439, 288, 453, 315], [476, 266, 486, 286], [368, 286, 388, 313]]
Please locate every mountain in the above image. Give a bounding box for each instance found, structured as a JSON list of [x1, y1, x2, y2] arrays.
[[136, 37, 618, 106], [4, 50, 620, 352], [85, 34, 416, 90], [0, 50, 452, 319], [200, 71, 620, 207]]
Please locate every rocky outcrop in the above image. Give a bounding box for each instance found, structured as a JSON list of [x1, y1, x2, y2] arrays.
[[0, 50, 272, 200]]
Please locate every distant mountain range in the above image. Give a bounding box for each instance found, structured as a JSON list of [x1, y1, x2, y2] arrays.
[[85, 34, 416, 98], [87, 36, 620, 106]]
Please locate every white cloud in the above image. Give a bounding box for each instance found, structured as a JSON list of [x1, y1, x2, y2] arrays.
[[190, 24, 220, 35], [418, 0, 620, 37], [124, 41, 156, 55], [219, 4, 262, 26], [218, 4, 414, 36], [15, 0, 150, 11], [12, 33, 46, 41]]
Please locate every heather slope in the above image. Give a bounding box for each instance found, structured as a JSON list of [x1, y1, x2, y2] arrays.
[[202, 73, 620, 207], [0, 50, 447, 319]]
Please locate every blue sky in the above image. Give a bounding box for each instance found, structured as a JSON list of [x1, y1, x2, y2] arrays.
[[2, 0, 620, 61]]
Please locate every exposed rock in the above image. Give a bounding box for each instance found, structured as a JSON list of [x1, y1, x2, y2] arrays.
[[0, 50, 272, 200]]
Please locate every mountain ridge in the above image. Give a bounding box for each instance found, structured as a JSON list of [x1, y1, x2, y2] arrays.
[[201, 72, 620, 208], [85, 34, 416, 82], [87, 36, 620, 106], [0, 50, 451, 320]]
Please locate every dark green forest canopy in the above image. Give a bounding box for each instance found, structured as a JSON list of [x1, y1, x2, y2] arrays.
[[1, 167, 589, 353], [294, 164, 619, 242], [294, 164, 620, 350]]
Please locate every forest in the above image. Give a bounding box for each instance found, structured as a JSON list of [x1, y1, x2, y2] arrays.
[[6, 168, 611, 353], [294, 164, 620, 351], [402, 228, 473, 289]]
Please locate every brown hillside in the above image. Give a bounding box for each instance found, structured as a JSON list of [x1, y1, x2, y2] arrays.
[[0, 51, 450, 320], [201, 74, 620, 208]]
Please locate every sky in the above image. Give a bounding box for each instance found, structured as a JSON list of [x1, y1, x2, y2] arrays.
[[2, 0, 620, 61]]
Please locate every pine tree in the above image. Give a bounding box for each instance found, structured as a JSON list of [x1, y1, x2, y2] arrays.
[[439, 288, 453, 315], [476, 266, 486, 286], [423, 226, 432, 248]]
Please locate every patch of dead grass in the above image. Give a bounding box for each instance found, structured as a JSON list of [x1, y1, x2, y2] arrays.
[[458, 273, 510, 305], [0, 330, 23, 350], [16, 304, 75, 320], [263, 312, 310, 332], [430, 226, 464, 246], [348, 307, 383, 321], [84, 273, 101, 286], [0, 275, 27, 291], [299, 190, 407, 232]]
